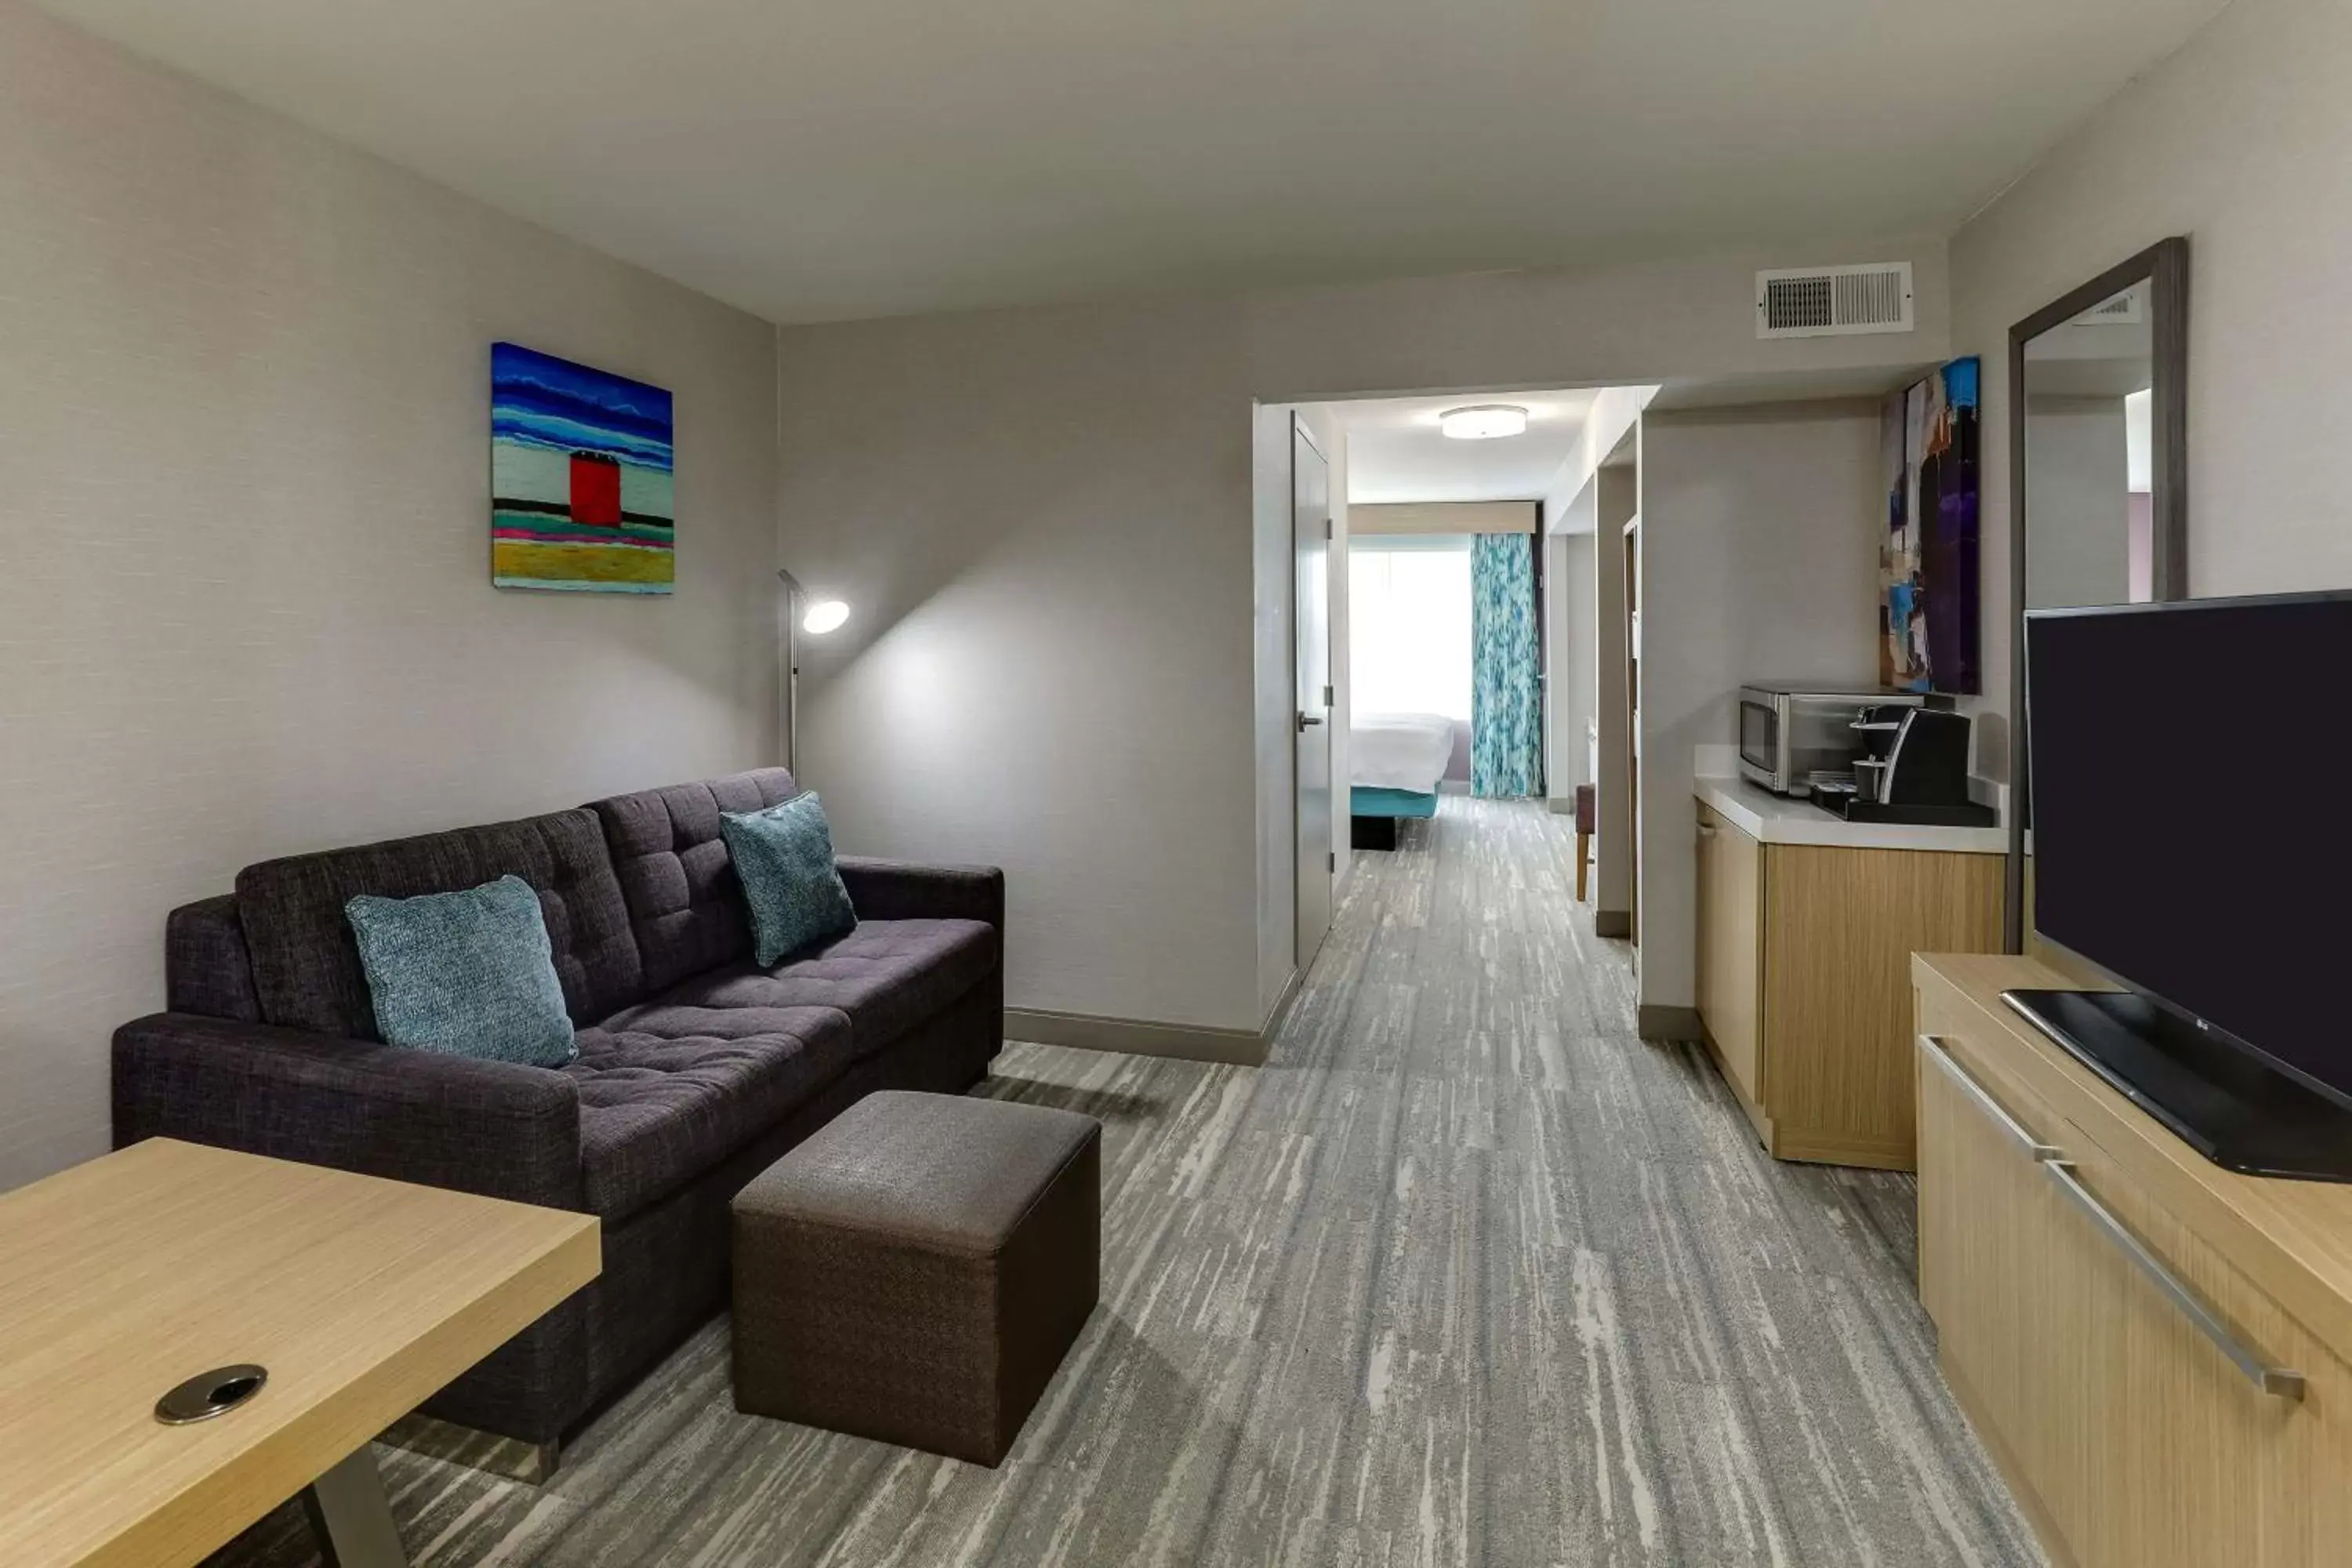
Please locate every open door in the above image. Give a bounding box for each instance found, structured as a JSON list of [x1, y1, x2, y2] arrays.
[[1293, 419, 1334, 971], [1623, 511, 1641, 945]]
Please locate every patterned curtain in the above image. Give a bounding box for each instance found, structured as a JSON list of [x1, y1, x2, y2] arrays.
[[1470, 533, 1543, 798]]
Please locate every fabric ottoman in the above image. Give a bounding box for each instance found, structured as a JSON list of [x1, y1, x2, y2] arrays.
[[731, 1090, 1101, 1465]]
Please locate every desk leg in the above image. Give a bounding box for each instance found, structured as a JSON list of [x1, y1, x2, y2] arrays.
[[301, 1446, 408, 1568]]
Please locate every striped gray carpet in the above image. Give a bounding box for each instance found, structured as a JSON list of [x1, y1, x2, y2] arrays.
[[212, 797, 2042, 1567]]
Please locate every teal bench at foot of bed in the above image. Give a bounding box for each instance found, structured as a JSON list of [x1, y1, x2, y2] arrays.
[[1351, 787, 1438, 851], [1352, 787, 1439, 819]]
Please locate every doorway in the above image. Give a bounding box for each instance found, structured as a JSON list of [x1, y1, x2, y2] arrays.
[[1293, 417, 1334, 971]]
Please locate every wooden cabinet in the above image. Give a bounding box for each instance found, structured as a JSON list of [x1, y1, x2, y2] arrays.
[[1693, 801, 1763, 1120], [1693, 800, 2002, 1169], [1915, 954, 2352, 1568]]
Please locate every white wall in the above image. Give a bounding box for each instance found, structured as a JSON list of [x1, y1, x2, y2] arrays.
[[0, 0, 785, 1190], [1637, 403, 1884, 1011], [1545, 385, 1661, 534], [1950, 0, 2352, 775]]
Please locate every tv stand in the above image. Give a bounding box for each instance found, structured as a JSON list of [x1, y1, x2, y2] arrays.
[[2002, 988, 2352, 1182], [1914, 954, 2352, 1568]]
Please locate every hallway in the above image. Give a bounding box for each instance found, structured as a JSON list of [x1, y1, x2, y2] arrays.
[[213, 798, 2041, 1567]]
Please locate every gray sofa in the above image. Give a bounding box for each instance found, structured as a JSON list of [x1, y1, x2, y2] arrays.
[[111, 768, 1004, 1450]]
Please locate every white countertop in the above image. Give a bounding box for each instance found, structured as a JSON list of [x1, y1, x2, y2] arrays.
[[1695, 775, 2009, 855]]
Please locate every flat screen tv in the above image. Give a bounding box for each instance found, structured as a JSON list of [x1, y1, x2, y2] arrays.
[[2016, 590, 2352, 1181]]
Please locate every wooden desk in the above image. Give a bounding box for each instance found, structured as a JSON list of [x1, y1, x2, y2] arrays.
[[0, 1139, 599, 1568]]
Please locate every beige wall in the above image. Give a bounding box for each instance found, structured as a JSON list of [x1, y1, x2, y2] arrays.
[[1353, 502, 1535, 536], [1247, 245, 1950, 401], [1541, 384, 1652, 813], [1637, 403, 1884, 1011], [778, 297, 1268, 1033], [777, 244, 1947, 1040], [1545, 530, 1599, 804], [1950, 0, 2352, 775], [1592, 464, 1639, 920], [0, 1, 785, 1190], [2023, 396, 2133, 611]]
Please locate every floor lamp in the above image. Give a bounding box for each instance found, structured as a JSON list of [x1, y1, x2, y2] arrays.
[[777, 568, 850, 776]]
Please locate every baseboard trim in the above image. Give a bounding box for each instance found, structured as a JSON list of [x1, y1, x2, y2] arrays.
[[1006, 1005, 1271, 1067], [1773, 1132, 1915, 1172], [1594, 909, 1632, 939], [1259, 964, 1305, 1047], [1697, 1021, 1774, 1151], [1636, 1004, 1703, 1043]]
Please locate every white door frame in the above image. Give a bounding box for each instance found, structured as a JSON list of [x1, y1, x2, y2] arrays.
[[1291, 416, 1334, 974]]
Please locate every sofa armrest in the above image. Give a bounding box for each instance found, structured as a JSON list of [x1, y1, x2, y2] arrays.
[[836, 858, 1005, 934], [112, 1012, 585, 1210]]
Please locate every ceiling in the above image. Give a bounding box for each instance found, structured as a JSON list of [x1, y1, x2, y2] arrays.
[[1338, 392, 1594, 504], [34, 0, 2231, 325]]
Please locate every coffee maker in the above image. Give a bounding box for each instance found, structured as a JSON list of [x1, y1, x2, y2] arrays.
[[1811, 707, 1995, 826]]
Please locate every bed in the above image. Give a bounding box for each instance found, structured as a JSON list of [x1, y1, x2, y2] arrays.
[[1349, 711, 1455, 849]]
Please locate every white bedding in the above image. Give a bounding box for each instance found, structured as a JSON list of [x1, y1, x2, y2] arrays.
[[1351, 711, 1456, 794]]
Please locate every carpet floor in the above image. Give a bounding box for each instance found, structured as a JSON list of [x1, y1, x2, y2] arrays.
[[210, 797, 2043, 1567]]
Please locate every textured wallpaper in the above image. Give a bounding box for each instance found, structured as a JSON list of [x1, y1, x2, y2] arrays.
[[0, 0, 782, 1189]]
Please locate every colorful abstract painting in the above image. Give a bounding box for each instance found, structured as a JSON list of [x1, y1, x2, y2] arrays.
[[492, 343, 673, 593], [1880, 357, 1980, 693]]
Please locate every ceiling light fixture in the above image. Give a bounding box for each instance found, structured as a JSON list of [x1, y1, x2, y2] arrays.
[[1438, 405, 1529, 441]]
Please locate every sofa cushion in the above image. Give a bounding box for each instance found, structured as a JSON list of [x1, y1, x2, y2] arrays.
[[238, 810, 644, 1039], [720, 793, 858, 967], [654, 918, 996, 1059], [346, 876, 579, 1068], [587, 769, 800, 993], [570, 1002, 855, 1221]]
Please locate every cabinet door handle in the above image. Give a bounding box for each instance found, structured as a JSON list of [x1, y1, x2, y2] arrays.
[[2041, 1157, 2307, 1401], [1918, 1035, 2063, 1160]]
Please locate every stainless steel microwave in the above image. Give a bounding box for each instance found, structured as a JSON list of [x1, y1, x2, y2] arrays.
[[1737, 684, 1922, 794]]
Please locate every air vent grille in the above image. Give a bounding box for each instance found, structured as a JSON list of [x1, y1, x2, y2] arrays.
[[1756, 263, 1916, 339], [2074, 290, 2145, 326]]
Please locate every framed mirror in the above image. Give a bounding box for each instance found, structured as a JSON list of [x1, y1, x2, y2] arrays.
[[2005, 238, 2190, 951]]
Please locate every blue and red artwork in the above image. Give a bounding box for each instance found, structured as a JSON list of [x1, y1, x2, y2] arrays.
[[1881, 358, 1980, 693], [492, 343, 673, 593]]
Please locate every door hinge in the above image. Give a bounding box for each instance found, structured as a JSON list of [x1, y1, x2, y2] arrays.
[[1329, 851, 1337, 873], [1323, 683, 1335, 707], [1324, 518, 1334, 541]]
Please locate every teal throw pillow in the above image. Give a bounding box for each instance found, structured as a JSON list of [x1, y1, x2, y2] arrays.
[[344, 874, 578, 1068], [720, 792, 858, 967]]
